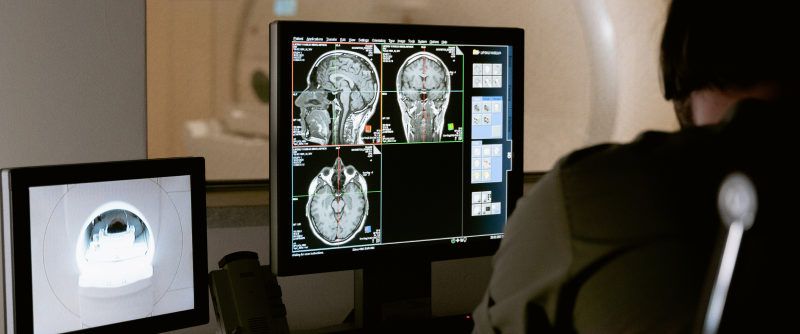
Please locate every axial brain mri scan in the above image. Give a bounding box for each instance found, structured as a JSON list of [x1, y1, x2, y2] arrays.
[[295, 50, 380, 145], [306, 156, 369, 245], [396, 52, 451, 142]]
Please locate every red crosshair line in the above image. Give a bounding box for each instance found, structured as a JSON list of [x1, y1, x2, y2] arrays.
[[335, 148, 341, 239], [422, 57, 427, 142]]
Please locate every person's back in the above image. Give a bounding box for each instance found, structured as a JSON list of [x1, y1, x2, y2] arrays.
[[474, 99, 796, 332], [558, 100, 796, 332], [472, 0, 799, 331], [549, 125, 723, 331]]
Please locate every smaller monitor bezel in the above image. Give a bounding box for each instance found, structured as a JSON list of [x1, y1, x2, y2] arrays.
[[270, 21, 525, 276], [3, 157, 208, 333]]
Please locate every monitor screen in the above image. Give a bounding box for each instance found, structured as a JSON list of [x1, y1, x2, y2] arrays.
[[2, 158, 207, 333], [270, 21, 524, 275]]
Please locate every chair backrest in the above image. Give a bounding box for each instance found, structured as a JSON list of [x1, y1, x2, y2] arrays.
[[695, 99, 796, 333], [543, 99, 797, 333], [699, 173, 757, 334], [694, 177, 792, 333]]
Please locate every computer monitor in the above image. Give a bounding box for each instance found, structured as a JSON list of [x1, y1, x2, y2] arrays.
[[269, 20, 523, 326], [1, 157, 208, 333]]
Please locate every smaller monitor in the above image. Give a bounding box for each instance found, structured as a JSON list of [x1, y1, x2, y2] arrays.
[[1, 157, 208, 333]]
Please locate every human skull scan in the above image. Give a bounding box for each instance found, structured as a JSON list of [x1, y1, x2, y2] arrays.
[[306, 157, 369, 245], [295, 50, 380, 145], [396, 51, 451, 142]]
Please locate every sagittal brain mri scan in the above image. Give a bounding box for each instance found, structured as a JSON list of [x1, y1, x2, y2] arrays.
[[306, 157, 369, 245], [295, 50, 380, 145], [396, 52, 451, 142]]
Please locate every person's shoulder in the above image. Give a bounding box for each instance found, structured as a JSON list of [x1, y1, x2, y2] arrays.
[[553, 129, 714, 240], [558, 130, 677, 174]]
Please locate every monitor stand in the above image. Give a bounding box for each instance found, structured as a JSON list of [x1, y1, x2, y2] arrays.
[[354, 261, 432, 331], [303, 261, 472, 333]]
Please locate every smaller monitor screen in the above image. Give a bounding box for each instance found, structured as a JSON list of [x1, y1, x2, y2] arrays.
[[2, 158, 207, 333], [29, 177, 192, 333]]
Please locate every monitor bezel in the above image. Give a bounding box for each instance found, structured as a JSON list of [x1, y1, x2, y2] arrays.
[[3, 157, 208, 333], [270, 21, 524, 276]]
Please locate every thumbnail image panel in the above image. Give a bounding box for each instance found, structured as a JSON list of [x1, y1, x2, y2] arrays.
[[292, 43, 382, 146], [291, 145, 381, 250], [465, 187, 507, 236], [471, 96, 504, 140], [380, 44, 464, 144]]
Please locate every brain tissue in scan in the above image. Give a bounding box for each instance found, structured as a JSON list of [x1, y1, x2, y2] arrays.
[[295, 50, 379, 145], [306, 157, 369, 246], [396, 51, 451, 142]]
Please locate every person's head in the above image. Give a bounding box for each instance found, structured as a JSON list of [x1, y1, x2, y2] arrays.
[[660, 0, 799, 127]]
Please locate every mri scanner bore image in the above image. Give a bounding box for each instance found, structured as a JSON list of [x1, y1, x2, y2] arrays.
[[79, 209, 153, 289], [28, 176, 193, 333]]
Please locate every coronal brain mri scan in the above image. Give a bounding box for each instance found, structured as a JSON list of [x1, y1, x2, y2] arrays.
[[396, 52, 451, 142], [295, 50, 380, 145], [306, 157, 369, 245]]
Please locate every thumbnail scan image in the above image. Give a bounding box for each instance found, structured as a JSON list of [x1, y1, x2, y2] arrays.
[[306, 156, 369, 245], [396, 51, 451, 142], [295, 50, 380, 145], [28, 177, 194, 333]]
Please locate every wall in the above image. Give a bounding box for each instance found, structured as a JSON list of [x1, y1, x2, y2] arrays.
[[0, 1, 148, 331], [605, 0, 677, 142], [0, 1, 147, 168]]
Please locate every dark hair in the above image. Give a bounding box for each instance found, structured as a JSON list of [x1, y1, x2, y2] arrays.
[[660, 0, 798, 102]]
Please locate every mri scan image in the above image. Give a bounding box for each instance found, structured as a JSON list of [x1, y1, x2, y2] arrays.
[[295, 50, 380, 145], [396, 51, 451, 142], [306, 157, 369, 245], [28, 177, 193, 333], [79, 208, 153, 288]]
